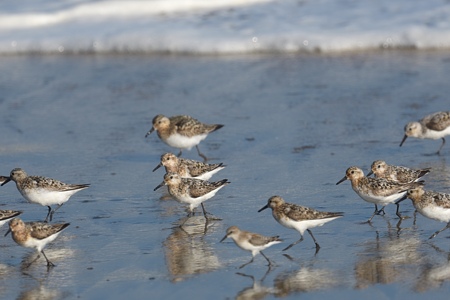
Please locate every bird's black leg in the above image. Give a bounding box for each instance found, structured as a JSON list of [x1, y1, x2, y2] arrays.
[[196, 145, 208, 162], [282, 236, 304, 251], [429, 222, 450, 239]]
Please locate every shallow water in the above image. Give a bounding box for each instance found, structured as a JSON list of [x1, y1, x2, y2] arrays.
[[0, 51, 450, 299]]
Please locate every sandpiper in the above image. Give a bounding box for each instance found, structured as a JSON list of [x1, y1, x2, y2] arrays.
[[6, 218, 70, 267], [367, 160, 430, 184], [397, 186, 450, 239], [145, 114, 224, 161], [1, 168, 90, 222], [152, 152, 225, 181], [220, 226, 282, 269], [400, 111, 450, 155], [336, 166, 424, 222], [258, 196, 343, 252], [154, 172, 229, 219]]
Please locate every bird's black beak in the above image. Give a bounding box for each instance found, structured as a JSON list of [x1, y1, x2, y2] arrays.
[[258, 204, 269, 213], [1, 177, 11, 187], [395, 193, 408, 204], [153, 181, 165, 191], [152, 163, 162, 172], [399, 135, 408, 147], [336, 176, 347, 185], [145, 127, 155, 138], [220, 234, 228, 243]]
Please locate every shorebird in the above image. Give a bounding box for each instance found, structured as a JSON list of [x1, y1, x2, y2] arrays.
[[220, 226, 282, 269], [6, 218, 70, 267], [367, 160, 430, 184], [400, 111, 450, 155], [336, 166, 424, 222], [397, 186, 450, 239], [145, 114, 224, 161], [1, 168, 90, 222], [154, 172, 229, 219], [152, 152, 225, 181], [258, 196, 343, 252]]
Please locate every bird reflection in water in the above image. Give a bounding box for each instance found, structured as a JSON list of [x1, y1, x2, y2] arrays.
[[163, 216, 221, 282], [414, 244, 450, 292], [273, 266, 340, 297], [18, 248, 74, 272], [354, 230, 423, 289], [0, 264, 16, 297], [17, 283, 66, 300], [17, 270, 68, 300], [235, 270, 275, 300]]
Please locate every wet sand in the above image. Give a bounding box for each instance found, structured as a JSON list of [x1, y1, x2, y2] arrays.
[[0, 51, 450, 299]]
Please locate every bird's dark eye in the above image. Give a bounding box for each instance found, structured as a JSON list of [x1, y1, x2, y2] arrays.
[[350, 171, 354, 174], [170, 176, 173, 179], [166, 157, 170, 161], [377, 165, 381, 169]]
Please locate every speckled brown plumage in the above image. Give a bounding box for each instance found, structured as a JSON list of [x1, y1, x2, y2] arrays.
[[401, 186, 450, 239], [153, 152, 225, 180], [368, 160, 430, 184], [258, 196, 343, 252], [400, 111, 450, 154], [145, 114, 224, 161], [154, 172, 229, 217], [8, 218, 70, 267]]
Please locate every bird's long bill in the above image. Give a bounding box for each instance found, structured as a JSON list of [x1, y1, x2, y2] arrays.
[[0, 177, 11, 186], [258, 204, 269, 212], [153, 181, 165, 191], [4, 228, 11, 237], [366, 170, 374, 177], [395, 193, 408, 204], [336, 176, 348, 185], [219, 234, 228, 243], [152, 163, 162, 172], [144, 127, 155, 138], [399, 135, 408, 147]]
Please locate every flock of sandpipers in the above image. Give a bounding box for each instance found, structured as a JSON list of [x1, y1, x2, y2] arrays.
[[0, 111, 449, 270], [147, 111, 450, 269], [0, 169, 89, 267]]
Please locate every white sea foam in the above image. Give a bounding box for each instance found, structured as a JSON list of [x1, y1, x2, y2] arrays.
[[1, 0, 450, 54]]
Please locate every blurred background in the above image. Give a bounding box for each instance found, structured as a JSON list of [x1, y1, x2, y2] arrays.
[[1, 0, 450, 54], [1, 1, 450, 300]]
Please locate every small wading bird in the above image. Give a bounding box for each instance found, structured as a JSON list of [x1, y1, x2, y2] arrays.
[[336, 166, 424, 222], [220, 226, 282, 269], [152, 152, 225, 181], [6, 218, 70, 267], [397, 186, 450, 239], [145, 114, 224, 161], [400, 111, 450, 155], [367, 160, 430, 184], [1, 168, 90, 222], [154, 172, 229, 220], [258, 196, 343, 253]]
